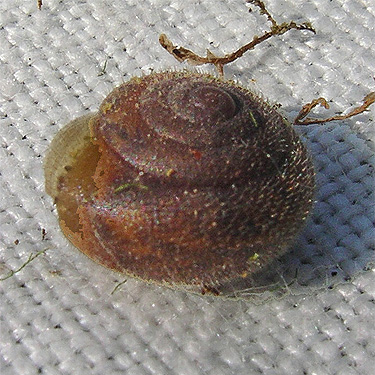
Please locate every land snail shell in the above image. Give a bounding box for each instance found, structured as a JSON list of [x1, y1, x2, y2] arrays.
[[44, 71, 315, 296]]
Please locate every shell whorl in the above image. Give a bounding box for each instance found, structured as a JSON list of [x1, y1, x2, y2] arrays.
[[45, 71, 315, 295]]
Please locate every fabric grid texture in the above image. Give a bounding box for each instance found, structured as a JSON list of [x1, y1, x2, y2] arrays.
[[0, 0, 374, 374]]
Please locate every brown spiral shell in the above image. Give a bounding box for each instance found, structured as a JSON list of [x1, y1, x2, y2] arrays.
[[44, 71, 315, 296]]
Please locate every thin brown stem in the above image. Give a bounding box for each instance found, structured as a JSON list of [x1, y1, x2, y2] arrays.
[[294, 92, 375, 125], [159, 0, 315, 77], [248, 0, 277, 27], [38, 0, 42, 10]]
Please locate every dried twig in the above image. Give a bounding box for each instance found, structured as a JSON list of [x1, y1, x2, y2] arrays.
[[38, 0, 42, 10], [294, 92, 375, 125], [159, 0, 315, 77]]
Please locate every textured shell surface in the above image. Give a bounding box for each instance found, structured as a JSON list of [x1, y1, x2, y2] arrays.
[[44, 71, 315, 296]]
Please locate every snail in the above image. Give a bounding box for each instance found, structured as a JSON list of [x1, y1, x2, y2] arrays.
[[44, 1, 374, 296], [44, 71, 315, 295]]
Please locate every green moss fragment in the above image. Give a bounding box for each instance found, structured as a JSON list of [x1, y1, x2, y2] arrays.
[[114, 182, 149, 193]]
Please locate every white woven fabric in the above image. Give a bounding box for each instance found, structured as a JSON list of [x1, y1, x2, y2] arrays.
[[0, 0, 374, 374]]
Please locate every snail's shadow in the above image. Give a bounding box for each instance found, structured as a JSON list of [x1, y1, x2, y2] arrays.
[[221, 121, 375, 301]]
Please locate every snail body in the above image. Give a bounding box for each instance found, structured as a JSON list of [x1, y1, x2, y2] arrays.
[[45, 71, 315, 296]]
